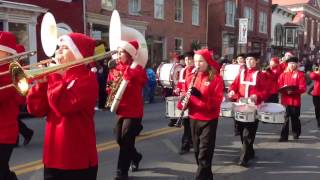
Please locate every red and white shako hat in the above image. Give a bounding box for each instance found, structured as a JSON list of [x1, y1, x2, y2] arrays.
[[0, 31, 17, 54], [57, 33, 95, 60], [118, 40, 139, 58], [194, 48, 220, 72]]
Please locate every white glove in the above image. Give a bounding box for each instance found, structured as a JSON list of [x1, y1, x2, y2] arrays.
[[228, 90, 235, 98]]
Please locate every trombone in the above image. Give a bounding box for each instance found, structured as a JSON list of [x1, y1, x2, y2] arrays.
[[0, 50, 116, 96], [0, 12, 117, 96], [0, 50, 37, 66]]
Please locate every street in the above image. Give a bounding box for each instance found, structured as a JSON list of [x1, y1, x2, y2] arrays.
[[11, 94, 320, 180]]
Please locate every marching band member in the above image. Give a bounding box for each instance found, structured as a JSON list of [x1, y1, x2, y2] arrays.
[[0, 31, 20, 180], [278, 56, 306, 142], [309, 66, 320, 129], [26, 33, 99, 180], [109, 40, 147, 180], [228, 52, 268, 166], [178, 49, 224, 180], [279, 51, 293, 73], [174, 51, 194, 155], [264, 57, 282, 103]]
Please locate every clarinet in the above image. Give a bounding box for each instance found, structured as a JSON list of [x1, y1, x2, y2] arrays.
[[174, 67, 199, 127]]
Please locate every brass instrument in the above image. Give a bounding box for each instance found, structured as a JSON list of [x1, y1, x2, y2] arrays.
[[174, 67, 199, 127], [105, 73, 122, 108], [0, 51, 115, 96], [0, 12, 116, 96], [0, 50, 37, 66]]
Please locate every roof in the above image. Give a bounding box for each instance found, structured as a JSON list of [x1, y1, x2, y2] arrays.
[[272, 0, 310, 6]]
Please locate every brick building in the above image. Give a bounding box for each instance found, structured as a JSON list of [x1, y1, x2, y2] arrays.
[[86, 0, 208, 66], [273, 0, 320, 60], [207, 0, 272, 62], [1, 0, 84, 63]]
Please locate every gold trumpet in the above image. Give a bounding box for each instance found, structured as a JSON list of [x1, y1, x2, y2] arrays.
[[0, 50, 116, 96]]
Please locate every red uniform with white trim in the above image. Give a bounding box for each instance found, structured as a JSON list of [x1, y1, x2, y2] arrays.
[[0, 64, 21, 144], [278, 70, 306, 106], [179, 71, 224, 121], [27, 66, 98, 170], [229, 68, 268, 105], [174, 66, 194, 95], [110, 61, 147, 118]]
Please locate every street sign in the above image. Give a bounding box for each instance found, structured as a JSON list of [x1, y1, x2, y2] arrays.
[[238, 18, 248, 44]]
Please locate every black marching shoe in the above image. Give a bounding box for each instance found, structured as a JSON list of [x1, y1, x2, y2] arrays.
[[238, 160, 249, 167], [168, 119, 177, 127], [293, 135, 299, 140], [131, 153, 142, 172]]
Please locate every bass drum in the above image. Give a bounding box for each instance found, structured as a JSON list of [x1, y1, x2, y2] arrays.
[[157, 63, 183, 88], [221, 64, 241, 89]]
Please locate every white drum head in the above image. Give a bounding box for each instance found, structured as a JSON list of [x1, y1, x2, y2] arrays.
[[222, 64, 241, 81], [258, 103, 285, 113]]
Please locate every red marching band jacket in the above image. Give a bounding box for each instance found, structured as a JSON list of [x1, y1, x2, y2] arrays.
[[262, 66, 282, 96], [26, 66, 99, 170], [174, 66, 194, 95], [0, 64, 23, 144], [178, 71, 224, 121], [107, 61, 147, 118], [278, 70, 306, 107], [310, 72, 320, 96], [229, 68, 268, 105]]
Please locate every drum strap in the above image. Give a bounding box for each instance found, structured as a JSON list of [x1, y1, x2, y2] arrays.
[[240, 69, 259, 98]]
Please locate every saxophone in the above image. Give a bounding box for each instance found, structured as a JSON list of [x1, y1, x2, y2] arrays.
[[106, 73, 123, 109]]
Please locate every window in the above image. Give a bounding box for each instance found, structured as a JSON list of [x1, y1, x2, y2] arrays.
[[175, 38, 183, 54], [225, 0, 235, 26], [101, 0, 116, 10], [154, 0, 164, 19], [129, 0, 141, 15], [192, 0, 199, 25], [175, 0, 183, 22], [304, 18, 308, 44], [286, 29, 294, 44], [259, 11, 267, 33], [274, 24, 283, 46], [244, 7, 254, 31]]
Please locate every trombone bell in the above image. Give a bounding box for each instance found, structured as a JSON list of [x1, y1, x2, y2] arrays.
[[9, 61, 29, 96]]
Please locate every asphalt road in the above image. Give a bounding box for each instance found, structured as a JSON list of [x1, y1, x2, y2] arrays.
[[11, 94, 320, 180]]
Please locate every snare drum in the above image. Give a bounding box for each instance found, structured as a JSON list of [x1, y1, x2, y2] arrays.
[[165, 96, 188, 118], [233, 104, 256, 122], [157, 63, 183, 88], [257, 103, 285, 124], [220, 102, 234, 117], [221, 64, 241, 89]]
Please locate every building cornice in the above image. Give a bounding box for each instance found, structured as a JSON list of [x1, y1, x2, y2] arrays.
[[287, 4, 320, 18], [87, 12, 148, 31], [0, 0, 47, 13]]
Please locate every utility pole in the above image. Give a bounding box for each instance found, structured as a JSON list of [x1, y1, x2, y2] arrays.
[[234, 0, 241, 56]]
